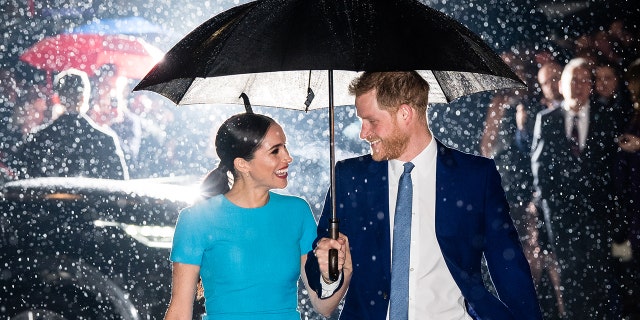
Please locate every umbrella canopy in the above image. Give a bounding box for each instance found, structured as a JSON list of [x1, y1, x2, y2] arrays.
[[20, 34, 164, 79], [65, 16, 165, 37], [134, 0, 524, 108]]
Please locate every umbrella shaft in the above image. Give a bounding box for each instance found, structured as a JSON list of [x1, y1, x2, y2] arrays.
[[328, 70, 337, 223]]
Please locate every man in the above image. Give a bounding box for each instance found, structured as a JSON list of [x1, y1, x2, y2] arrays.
[[594, 64, 633, 131], [521, 60, 567, 317], [531, 58, 620, 318], [17, 68, 129, 180], [90, 64, 143, 174], [612, 58, 640, 320], [1, 68, 20, 181], [306, 71, 542, 319], [536, 61, 564, 111]]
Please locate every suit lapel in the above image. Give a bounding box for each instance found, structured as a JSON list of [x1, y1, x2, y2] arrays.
[[555, 108, 570, 147], [434, 141, 458, 238], [549, 108, 576, 158], [584, 101, 605, 156], [365, 159, 392, 281]]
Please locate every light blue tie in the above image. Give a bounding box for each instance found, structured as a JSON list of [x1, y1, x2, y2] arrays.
[[389, 162, 414, 320]]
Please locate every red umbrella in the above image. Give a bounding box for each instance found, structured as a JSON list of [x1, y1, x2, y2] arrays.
[[20, 34, 164, 79]]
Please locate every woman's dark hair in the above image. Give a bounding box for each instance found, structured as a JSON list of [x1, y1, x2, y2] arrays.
[[200, 113, 276, 198]]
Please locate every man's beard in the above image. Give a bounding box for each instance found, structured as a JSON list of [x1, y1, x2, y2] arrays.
[[370, 123, 409, 162]]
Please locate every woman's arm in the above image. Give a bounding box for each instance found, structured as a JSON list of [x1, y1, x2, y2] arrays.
[[164, 262, 201, 320], [300, 233, 352, 317]]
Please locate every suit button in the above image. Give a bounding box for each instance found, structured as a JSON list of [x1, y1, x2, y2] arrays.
[[383, 292, 388, 300]]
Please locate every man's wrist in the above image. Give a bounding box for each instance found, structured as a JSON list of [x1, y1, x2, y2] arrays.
[[320, 272, 342, 298], [321, 273, 335, 285]]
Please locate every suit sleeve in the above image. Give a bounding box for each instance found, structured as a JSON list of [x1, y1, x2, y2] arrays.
[[101, 134, 130, 180], [530, 112, 554, 200], [304, 168, 344, 298], [482, 161, 543, 319]]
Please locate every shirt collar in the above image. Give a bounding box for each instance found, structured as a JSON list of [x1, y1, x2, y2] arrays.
[[563, 101, 590, 118], [389, 136, 437, 174]]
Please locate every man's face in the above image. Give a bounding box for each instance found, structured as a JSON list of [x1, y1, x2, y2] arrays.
[[561, 66, 593, 109], [356, 90, 408, 161], [595, 66, 618, 99], [93, 89, 124, 124], [538, 66, 562, 102]]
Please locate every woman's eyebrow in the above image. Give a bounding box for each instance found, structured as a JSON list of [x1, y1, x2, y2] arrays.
[[267, 143, 285, 151]]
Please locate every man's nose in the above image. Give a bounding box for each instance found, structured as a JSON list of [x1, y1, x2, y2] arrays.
[[359, 123, 368, 140]]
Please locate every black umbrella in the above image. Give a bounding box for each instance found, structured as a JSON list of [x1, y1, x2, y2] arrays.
[[134, 0, 525, 280]]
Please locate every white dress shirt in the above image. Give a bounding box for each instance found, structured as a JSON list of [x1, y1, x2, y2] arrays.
[[387, 138, 472, 320], [563, 103, 590, 151]]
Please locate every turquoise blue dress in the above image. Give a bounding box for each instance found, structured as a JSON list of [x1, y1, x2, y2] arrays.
[[170, 191, 317, 320]]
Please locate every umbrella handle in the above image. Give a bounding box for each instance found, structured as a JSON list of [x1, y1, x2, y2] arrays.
[[328, 218, 340, 282]]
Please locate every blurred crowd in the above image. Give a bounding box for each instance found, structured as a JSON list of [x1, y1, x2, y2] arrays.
[[0, 0, 201, 182], [0, 62, 191, 181], [479, 18, 640, 319]]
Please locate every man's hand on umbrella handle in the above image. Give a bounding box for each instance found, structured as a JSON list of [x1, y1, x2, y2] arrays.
[[313, 233, 350, 284]]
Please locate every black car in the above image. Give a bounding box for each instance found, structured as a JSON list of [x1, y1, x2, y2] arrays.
[[0, 177, 203, 319]]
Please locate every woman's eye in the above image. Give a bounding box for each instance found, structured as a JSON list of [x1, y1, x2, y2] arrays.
[[271, 145, 287, 155]]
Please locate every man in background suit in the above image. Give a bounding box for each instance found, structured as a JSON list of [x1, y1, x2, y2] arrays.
[[306, 71, 541, 320], [531, 58, 621, 318], [17, 69, 129, 180], [537, 61, 564, 111]]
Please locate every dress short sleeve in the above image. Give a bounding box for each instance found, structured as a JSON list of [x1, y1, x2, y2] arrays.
[[297, 198, 318, 256], [170, 205, 209, 266]]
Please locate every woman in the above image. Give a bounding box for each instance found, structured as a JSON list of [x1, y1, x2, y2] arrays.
[[164, 113, 351, 320]]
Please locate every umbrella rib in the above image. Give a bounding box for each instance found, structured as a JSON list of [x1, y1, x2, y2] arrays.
[[430, 71, 453, 103]]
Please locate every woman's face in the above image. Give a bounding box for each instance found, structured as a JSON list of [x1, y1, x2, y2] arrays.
[[244, 123, 293, 191]]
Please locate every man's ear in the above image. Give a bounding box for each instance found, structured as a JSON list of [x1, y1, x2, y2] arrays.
[[557, 81, 563, 97], [398, 104, 413, 122]]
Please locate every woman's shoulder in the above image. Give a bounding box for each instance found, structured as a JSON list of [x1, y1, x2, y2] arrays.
[[181, 194, 226, 216], [269, 192, 311, 210], [270, 191, 308, 204]]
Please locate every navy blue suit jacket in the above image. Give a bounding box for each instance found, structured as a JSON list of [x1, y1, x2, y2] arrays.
[[305, 140, 541, 320]]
